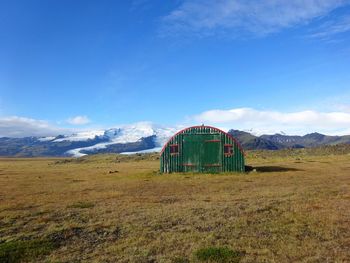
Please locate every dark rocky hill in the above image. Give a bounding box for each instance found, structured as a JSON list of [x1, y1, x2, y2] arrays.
[[228, 130, 350, 150]]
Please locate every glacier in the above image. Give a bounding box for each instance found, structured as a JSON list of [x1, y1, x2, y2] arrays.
[[65, 122, 178, 157]]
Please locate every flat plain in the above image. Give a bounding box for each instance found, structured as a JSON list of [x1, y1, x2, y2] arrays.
[[0, 149, 349, 262]]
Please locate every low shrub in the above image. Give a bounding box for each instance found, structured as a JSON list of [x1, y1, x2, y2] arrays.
[[194, 246, 244, 263], [0, 239, 56, 263], [68, 201, 94, 209]]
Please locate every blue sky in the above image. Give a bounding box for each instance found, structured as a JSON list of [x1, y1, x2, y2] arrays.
[[1, 0, 350, 136]]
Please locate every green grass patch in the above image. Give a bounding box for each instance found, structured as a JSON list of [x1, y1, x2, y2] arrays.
[[0, 239, 56, 263], [194, 247, 244, 263], [68, 201, 94, 209]]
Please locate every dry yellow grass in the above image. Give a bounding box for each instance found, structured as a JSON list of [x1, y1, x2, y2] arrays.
[[0, 152, 349, 262]]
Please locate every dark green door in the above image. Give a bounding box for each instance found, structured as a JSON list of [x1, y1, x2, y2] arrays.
[[202, 134, 222, 173], [182, 134, 222, 173], [182, 134, 202, 172]]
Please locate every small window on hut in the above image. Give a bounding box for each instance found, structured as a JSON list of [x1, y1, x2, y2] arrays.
[[224, 144, 233, 155], [170, 144, 179, 154]]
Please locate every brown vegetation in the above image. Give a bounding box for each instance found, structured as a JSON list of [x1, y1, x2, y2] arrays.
[[0, 150, 349, 262]]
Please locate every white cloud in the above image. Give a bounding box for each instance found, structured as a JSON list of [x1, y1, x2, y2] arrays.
[[2, 108, 350, 139], [192, 107, 350, 135], [332, 103, 350, 113], [0, 116, 69, 137], [67, 116, 90, 125], [162, 0, 347, 37]]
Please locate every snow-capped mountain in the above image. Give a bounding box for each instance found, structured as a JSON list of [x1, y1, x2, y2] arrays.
[[52, 130, 106, 142], [38, 122, 178, 157]]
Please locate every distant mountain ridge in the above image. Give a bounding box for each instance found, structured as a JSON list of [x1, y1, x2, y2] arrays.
[[228, 130, 350, 150], [0, 124, 350, 157]]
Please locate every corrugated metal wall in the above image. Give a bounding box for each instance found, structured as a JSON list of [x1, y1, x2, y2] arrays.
[[160, 126, 245, 173]]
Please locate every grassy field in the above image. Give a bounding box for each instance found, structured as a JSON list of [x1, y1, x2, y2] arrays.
[[0, 150, 349, 262]]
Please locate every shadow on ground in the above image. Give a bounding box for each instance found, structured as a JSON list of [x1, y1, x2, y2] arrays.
[[245, 165, 303, 173]]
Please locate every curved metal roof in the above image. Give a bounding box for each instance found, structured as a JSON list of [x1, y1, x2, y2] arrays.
[[160, 125, 245, 155]]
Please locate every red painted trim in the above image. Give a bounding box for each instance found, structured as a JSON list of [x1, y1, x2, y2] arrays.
[[224, 144, 233, 146], [160, 125, 245, 155], [205, 139, 220, 142]]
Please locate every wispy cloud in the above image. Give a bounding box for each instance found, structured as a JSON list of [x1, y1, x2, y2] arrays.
[[309, 14, 350, 39], [67, 116, 91, 125], [0, 116, 70, 137], [162, 0, 347, 37], [192, 107, 350, 135]]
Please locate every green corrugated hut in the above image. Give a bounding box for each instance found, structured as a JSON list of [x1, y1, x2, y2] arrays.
[[160, 125, 245, 173]]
